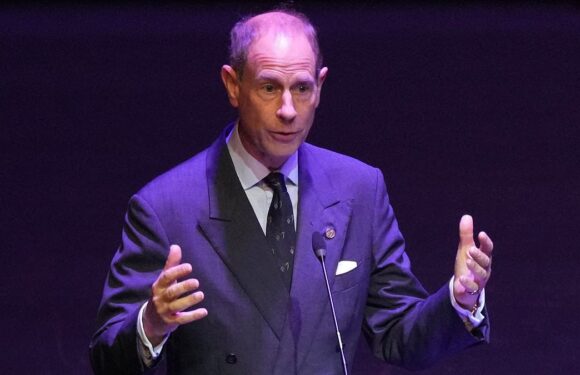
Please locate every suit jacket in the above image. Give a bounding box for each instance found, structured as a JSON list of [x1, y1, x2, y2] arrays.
[[90, 125, 488, 374]]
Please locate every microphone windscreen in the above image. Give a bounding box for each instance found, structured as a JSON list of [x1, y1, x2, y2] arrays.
[[312, 232, 327, 258]]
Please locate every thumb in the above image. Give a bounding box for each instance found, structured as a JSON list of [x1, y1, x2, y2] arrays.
[[459, 214, 475, 248], [164, 244, 182, 270]]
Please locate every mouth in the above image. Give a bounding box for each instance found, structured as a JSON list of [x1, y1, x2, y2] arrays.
[[269, 130, 302, 143]]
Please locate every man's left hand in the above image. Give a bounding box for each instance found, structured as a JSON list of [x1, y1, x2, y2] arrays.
[[453, 214, 494, 309]]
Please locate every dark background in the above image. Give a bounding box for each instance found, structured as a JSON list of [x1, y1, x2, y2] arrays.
[[2, 2, 579, 374]]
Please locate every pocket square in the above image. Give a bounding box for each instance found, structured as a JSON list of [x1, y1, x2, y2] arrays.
[[335, 260, 357, 275]]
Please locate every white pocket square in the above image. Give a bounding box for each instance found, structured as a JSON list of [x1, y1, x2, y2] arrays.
[[335, 260, 357, 275]]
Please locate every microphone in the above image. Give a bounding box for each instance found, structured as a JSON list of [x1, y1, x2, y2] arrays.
[[312, 232, 348, 375]]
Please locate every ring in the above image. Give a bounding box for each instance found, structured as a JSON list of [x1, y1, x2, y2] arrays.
[[467, 288, 480, 295]]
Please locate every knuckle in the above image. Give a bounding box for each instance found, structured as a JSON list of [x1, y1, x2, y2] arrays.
[[188, 294, 200, 306], [175, 313, 191, 325], [159, 273, 170, 286], [170, 301, 183, 313], [184, 294, 197, 308], [189, 294, 199, 304], [182, 279, 194, 291], [165, 305, 177, 315], [155, 307, 169, 320], [165, 286, 177, 301], [178, 263, 190, 275], [152, 279, 161, 293], [165, 269, 177, 282], [151, 296, 163, 310]]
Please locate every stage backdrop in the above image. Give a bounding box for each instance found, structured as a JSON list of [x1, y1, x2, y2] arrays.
[[2, 3, 579, 374]]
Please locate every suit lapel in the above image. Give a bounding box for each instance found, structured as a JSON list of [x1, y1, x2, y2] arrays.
[[290, 144, 353, 368], [198, 132, 354, 358], [198, 128, 290, 340]]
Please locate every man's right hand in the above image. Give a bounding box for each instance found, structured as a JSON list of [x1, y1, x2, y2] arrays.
[[143, 244, 208, 346]]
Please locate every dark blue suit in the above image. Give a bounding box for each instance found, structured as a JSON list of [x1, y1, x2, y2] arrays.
[[90, 126, 488, 374]]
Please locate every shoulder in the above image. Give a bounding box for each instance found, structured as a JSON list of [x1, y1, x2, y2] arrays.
[[136, 147, 210, 204], [301, 142, 382, 184]]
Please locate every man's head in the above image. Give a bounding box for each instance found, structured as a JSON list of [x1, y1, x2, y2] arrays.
[[221, 9, 328, 170], [228, 9, 324, 80]]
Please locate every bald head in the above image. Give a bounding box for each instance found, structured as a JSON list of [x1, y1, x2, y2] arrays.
[[228, 10, 323, 79]]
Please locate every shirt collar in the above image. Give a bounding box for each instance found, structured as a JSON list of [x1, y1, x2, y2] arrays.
[[226, 123, 298, 190]]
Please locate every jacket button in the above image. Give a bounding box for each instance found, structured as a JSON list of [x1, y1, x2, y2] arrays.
[[225, 353, 237, 364]]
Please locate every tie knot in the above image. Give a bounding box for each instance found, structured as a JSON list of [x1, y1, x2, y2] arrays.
[[264, 172, 287, 193]]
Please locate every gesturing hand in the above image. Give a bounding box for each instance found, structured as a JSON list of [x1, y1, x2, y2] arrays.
[[453, 215, 494, 309], [143, 244, 208, 346]]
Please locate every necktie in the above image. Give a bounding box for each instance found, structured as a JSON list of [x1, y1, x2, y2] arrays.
[[264, 172, 296, 290]]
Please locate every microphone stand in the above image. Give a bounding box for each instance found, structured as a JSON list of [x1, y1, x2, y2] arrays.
[[313, 231, 348, 375]]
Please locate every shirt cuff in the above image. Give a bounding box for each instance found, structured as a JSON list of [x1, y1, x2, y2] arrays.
[[448, 277, 486, 327], [137, 301, 169, 365]]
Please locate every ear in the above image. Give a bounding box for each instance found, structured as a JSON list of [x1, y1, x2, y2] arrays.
[[221, 65, 240, 108], [314, 67, 328, 108]]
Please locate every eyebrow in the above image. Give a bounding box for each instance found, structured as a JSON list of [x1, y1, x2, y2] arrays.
[[256, 72, 315, 83], [256, 73, 281, 82]]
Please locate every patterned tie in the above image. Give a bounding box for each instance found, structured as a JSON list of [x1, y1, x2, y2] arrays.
[[264, 172, 296, 290]]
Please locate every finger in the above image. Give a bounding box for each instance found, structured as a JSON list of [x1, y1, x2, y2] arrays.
[[468, 247, 491, 269], [163, 278, 200, 302], [171, 308, 209, 325], [164, 244, 182, 271], [167, 291, 205, 314], [156, 263, 193, 289], [459, 275, 480, 293], [478, 232, 494, 256], [459, 214, 475, 248], [466, 257, 488, 281]]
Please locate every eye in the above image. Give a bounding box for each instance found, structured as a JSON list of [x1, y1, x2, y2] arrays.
[[263, 83, 276, 93], [257, 82, 280, 100], [297, 83, 313, 92], [292, 82, 314, 98]]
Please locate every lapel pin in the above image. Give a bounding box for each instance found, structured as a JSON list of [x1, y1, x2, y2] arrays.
[[324, 225, 336, 240]]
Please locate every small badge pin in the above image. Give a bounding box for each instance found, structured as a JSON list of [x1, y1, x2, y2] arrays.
[[324, 225, 336, 239]]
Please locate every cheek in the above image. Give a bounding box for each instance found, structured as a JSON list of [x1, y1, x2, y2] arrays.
[[246, 96, 276, 119], [298, 102, 317, 121]]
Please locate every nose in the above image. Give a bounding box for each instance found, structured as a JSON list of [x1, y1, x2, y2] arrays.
[[276, 90, 297, 122]]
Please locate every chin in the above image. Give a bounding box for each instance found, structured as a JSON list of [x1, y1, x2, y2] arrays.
[[263, 150, 295, 169]]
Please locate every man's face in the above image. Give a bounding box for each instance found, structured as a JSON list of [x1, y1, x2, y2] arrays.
[[222, 30, 327, 169]]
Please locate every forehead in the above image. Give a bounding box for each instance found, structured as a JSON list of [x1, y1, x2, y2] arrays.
[[246, 30, 316, 75]]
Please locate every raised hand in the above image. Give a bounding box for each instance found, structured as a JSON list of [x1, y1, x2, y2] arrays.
[[143, 244, 208, 346], [453, 215, 494, 309]]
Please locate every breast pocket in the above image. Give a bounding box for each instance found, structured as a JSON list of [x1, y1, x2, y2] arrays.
[[330, 259, 370, 334], [331, 257, 368, 293]]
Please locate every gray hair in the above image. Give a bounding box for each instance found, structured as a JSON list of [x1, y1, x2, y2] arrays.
[[228, 9, 323, 79]]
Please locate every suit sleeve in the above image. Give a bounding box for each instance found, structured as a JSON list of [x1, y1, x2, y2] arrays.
[[89, 194, 170, 375], [363, 169, 489, 370]]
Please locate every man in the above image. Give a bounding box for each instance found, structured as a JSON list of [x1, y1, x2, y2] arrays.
[[90, 9, 493, 375]]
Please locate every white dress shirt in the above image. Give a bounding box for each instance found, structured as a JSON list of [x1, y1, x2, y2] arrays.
[[225, 124, 299, 234]]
